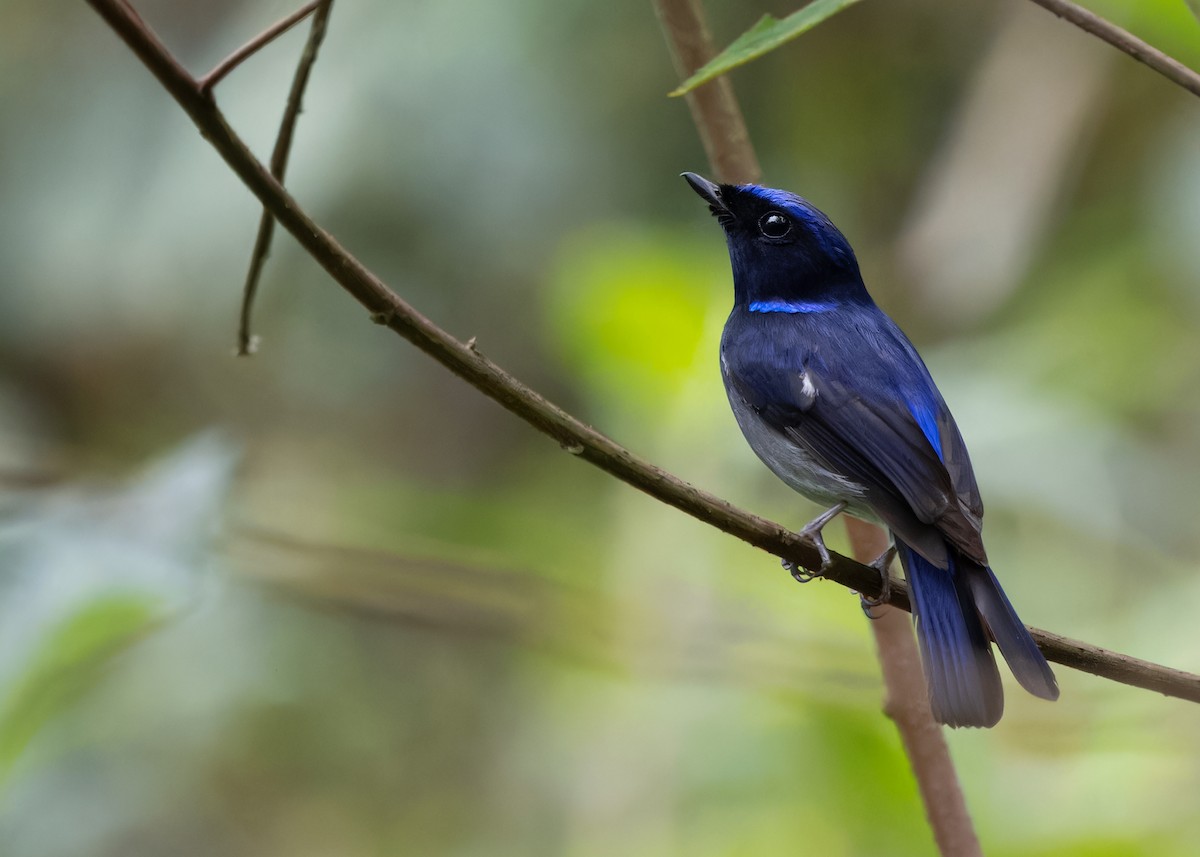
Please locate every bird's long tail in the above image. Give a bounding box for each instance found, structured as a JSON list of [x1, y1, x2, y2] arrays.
[[894, 538, 1059, 728]]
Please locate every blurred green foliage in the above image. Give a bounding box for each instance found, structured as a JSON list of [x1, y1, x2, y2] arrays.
[[1, 0, 1200, 855], [0, 593, 163, 787], [546, 225, 721, 406]]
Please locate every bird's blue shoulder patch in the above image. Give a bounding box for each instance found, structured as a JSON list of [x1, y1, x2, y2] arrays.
[[907, 396, 943, 462]]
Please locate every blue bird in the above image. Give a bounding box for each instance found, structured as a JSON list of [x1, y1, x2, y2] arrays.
[[683, 172, 1058, 727]]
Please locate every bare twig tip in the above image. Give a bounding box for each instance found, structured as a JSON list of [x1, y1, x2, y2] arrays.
[[235, 0, 334, 357], [234, 335, 261, 357]]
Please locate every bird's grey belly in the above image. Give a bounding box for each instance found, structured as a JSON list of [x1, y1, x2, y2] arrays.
[[727, 392, 877, 522]]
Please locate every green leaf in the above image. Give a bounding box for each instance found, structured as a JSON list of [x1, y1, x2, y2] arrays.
[[670, 0, 866, 97], [0, 594, 164, 785]]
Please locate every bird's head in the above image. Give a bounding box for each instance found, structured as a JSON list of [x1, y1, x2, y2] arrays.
[[682, 172, 868, 309]]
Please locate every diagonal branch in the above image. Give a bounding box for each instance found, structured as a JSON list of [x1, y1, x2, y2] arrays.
[[1024, 0, 1200, 98], [83, 0, 1200, 708], [236, 0, 335, 355]]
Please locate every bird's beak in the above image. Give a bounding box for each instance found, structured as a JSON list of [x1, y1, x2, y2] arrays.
[[681, 171, 729, 217]]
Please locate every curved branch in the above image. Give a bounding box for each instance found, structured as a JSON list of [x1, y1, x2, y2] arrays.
[[84, 0, 1200, 708], [1025, 0, 1200, 98]]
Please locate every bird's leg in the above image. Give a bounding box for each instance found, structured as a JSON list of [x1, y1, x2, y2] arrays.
[[782, 501, 848, 583], [859, 544, 897, 618]]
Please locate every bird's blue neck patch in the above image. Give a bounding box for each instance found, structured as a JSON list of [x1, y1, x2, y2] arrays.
[[748, 299, 836, 314]]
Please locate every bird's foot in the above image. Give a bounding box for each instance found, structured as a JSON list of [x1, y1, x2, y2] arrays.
[[783, 502, 847, 583], [858, 544, 897, 619], [783, 556, 820, 583]]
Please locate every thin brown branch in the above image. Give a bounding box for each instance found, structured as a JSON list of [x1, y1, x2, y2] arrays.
[[236, 0, 334, 356], [1025, 0, 1200, 98], [846, 519, 982, 857], [197, 1, 321, 95], [652, 0, 760, 184], [84, 0, 1200, 710]]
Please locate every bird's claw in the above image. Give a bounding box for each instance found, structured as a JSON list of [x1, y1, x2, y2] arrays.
[[783, 502, 846, 584], [782, 556, 822, 584], [858, 544, 897, 619]]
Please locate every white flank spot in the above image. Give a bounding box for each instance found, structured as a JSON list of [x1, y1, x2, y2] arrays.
[[800, 371, 816, 399]]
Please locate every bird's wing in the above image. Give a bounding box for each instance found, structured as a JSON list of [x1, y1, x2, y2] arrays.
[[726, 328, 986, 565]]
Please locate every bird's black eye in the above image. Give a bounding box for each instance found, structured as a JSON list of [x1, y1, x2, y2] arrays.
[[759, 212, 791, 239]]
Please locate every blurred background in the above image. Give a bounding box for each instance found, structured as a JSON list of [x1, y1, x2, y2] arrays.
[[2, 0, 1200, 854]]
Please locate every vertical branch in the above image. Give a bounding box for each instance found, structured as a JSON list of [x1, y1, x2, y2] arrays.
[[236, 0, 336, 355], [652, 0, 761, 184], [845, 519, 982, 857], [653, 2, 980, 853]]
